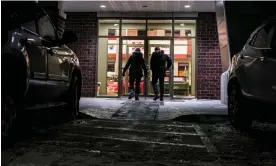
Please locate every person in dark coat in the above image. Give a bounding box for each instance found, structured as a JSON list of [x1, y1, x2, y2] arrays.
[[150, 48, 172, 101], [122, 48, 147, 100]]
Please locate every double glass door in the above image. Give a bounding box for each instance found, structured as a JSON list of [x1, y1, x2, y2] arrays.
[[121, 40, 145, 96], [120, 39, 172, 97]]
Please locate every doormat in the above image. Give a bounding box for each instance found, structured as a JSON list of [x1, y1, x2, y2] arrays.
[[112, 101, 160, 120]]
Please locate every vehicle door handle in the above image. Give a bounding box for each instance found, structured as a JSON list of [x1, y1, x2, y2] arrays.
[[260, 57, 268, 63], [20, 38, 31, 46], [45, 47, 57, 55]]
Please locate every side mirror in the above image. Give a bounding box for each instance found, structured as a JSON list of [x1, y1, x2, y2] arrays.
[[60, 31, 78, 45]]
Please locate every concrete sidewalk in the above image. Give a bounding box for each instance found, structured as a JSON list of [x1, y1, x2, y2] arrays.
[[79, 98, 227, 121]]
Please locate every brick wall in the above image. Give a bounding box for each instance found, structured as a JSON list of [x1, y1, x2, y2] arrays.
[[65, 12, 98, 97], [63, 12, 222, 99], [196, 12, 222, 99]]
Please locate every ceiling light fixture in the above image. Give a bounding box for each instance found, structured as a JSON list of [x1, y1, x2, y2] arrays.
[[113, 24, 118, 27], [100, 5, 106, 8], [180, 23, 185, 26], [185, 5, 190, 8]]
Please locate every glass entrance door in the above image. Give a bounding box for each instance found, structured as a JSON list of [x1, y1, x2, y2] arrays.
[[120, 40, 145, 96], [147, 40, 172, 97]]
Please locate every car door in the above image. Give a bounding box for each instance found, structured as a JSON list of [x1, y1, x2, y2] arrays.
[[37, 14, 71, 101], [265, 25, 276, 103], [7, 2, 49, 105], [242, 20, 276, 103]]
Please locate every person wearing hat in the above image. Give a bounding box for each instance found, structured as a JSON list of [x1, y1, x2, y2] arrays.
[[150, 48, 172, 101], [122, 48, 147, 100]]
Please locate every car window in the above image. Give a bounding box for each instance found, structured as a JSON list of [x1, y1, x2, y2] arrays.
[[272, 35, 276, 49], [270, 27, 276, 50], [37, 15, 57, 41], [22, 21, 37, 33], [251, 27, 270, 48]]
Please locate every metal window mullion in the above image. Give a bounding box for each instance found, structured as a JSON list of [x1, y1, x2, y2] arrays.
[[145, 18, 149, 96], [170, 18, 175, 99], [146, 18, 148, 37], [118, 17, 123, 98]]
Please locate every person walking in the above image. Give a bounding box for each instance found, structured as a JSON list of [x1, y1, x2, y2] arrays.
[[122, 48, 147, 100], [150, 48, 172, 101]]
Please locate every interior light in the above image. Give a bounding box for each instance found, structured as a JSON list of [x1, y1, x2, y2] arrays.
[[180, 23, 185, 26], [100, 5, 106, 8], [185, 5, 190, 8], [113, 24, 118, 27]]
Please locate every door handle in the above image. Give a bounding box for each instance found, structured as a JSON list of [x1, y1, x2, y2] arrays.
[[260, 57, 268, 63], [45, 47, 57, 55], [20, 38, 31, 46]]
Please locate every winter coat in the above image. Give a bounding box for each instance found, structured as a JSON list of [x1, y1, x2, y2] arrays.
[[123, 51, 147, 77], [150, 52, 172, 76]]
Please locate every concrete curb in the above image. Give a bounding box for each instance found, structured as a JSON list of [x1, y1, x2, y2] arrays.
[[78, 112, 99, 119]]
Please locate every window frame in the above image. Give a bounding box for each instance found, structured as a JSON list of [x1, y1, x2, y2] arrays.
[[268, 26, 276, 48], [21, 20, 38, 35]]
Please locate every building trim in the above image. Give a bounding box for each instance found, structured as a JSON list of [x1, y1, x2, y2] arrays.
[[97, 12, 198, 18]]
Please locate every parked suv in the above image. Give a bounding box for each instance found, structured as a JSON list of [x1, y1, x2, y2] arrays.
[[228, 16, 276, 130], [2, 1, 82, 141]]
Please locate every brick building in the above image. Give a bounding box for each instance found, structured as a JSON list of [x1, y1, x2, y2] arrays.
[[39, 1, 276, 101], [63, 12, 222, 99], [56, 1, 223, 100]]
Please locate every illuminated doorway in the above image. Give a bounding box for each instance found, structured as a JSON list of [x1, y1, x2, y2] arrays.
[[97, 19, 196, 98]]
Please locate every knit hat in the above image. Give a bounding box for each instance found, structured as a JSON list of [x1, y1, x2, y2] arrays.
[[155, 47, 160, 51], [135, 48, 141, 52]]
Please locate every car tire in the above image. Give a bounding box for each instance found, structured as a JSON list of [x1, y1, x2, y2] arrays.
[[1, 94, 17, 147], [69, 76, 80, 120], [228, 83, 252, 131]]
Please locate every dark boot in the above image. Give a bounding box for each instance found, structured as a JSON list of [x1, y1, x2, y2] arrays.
[[160, 96, 164, 101], [135, 94, 139, 100], [153, 95, 160, 101], [128, 89, 134, 99], [152, 84, 159, 101]]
